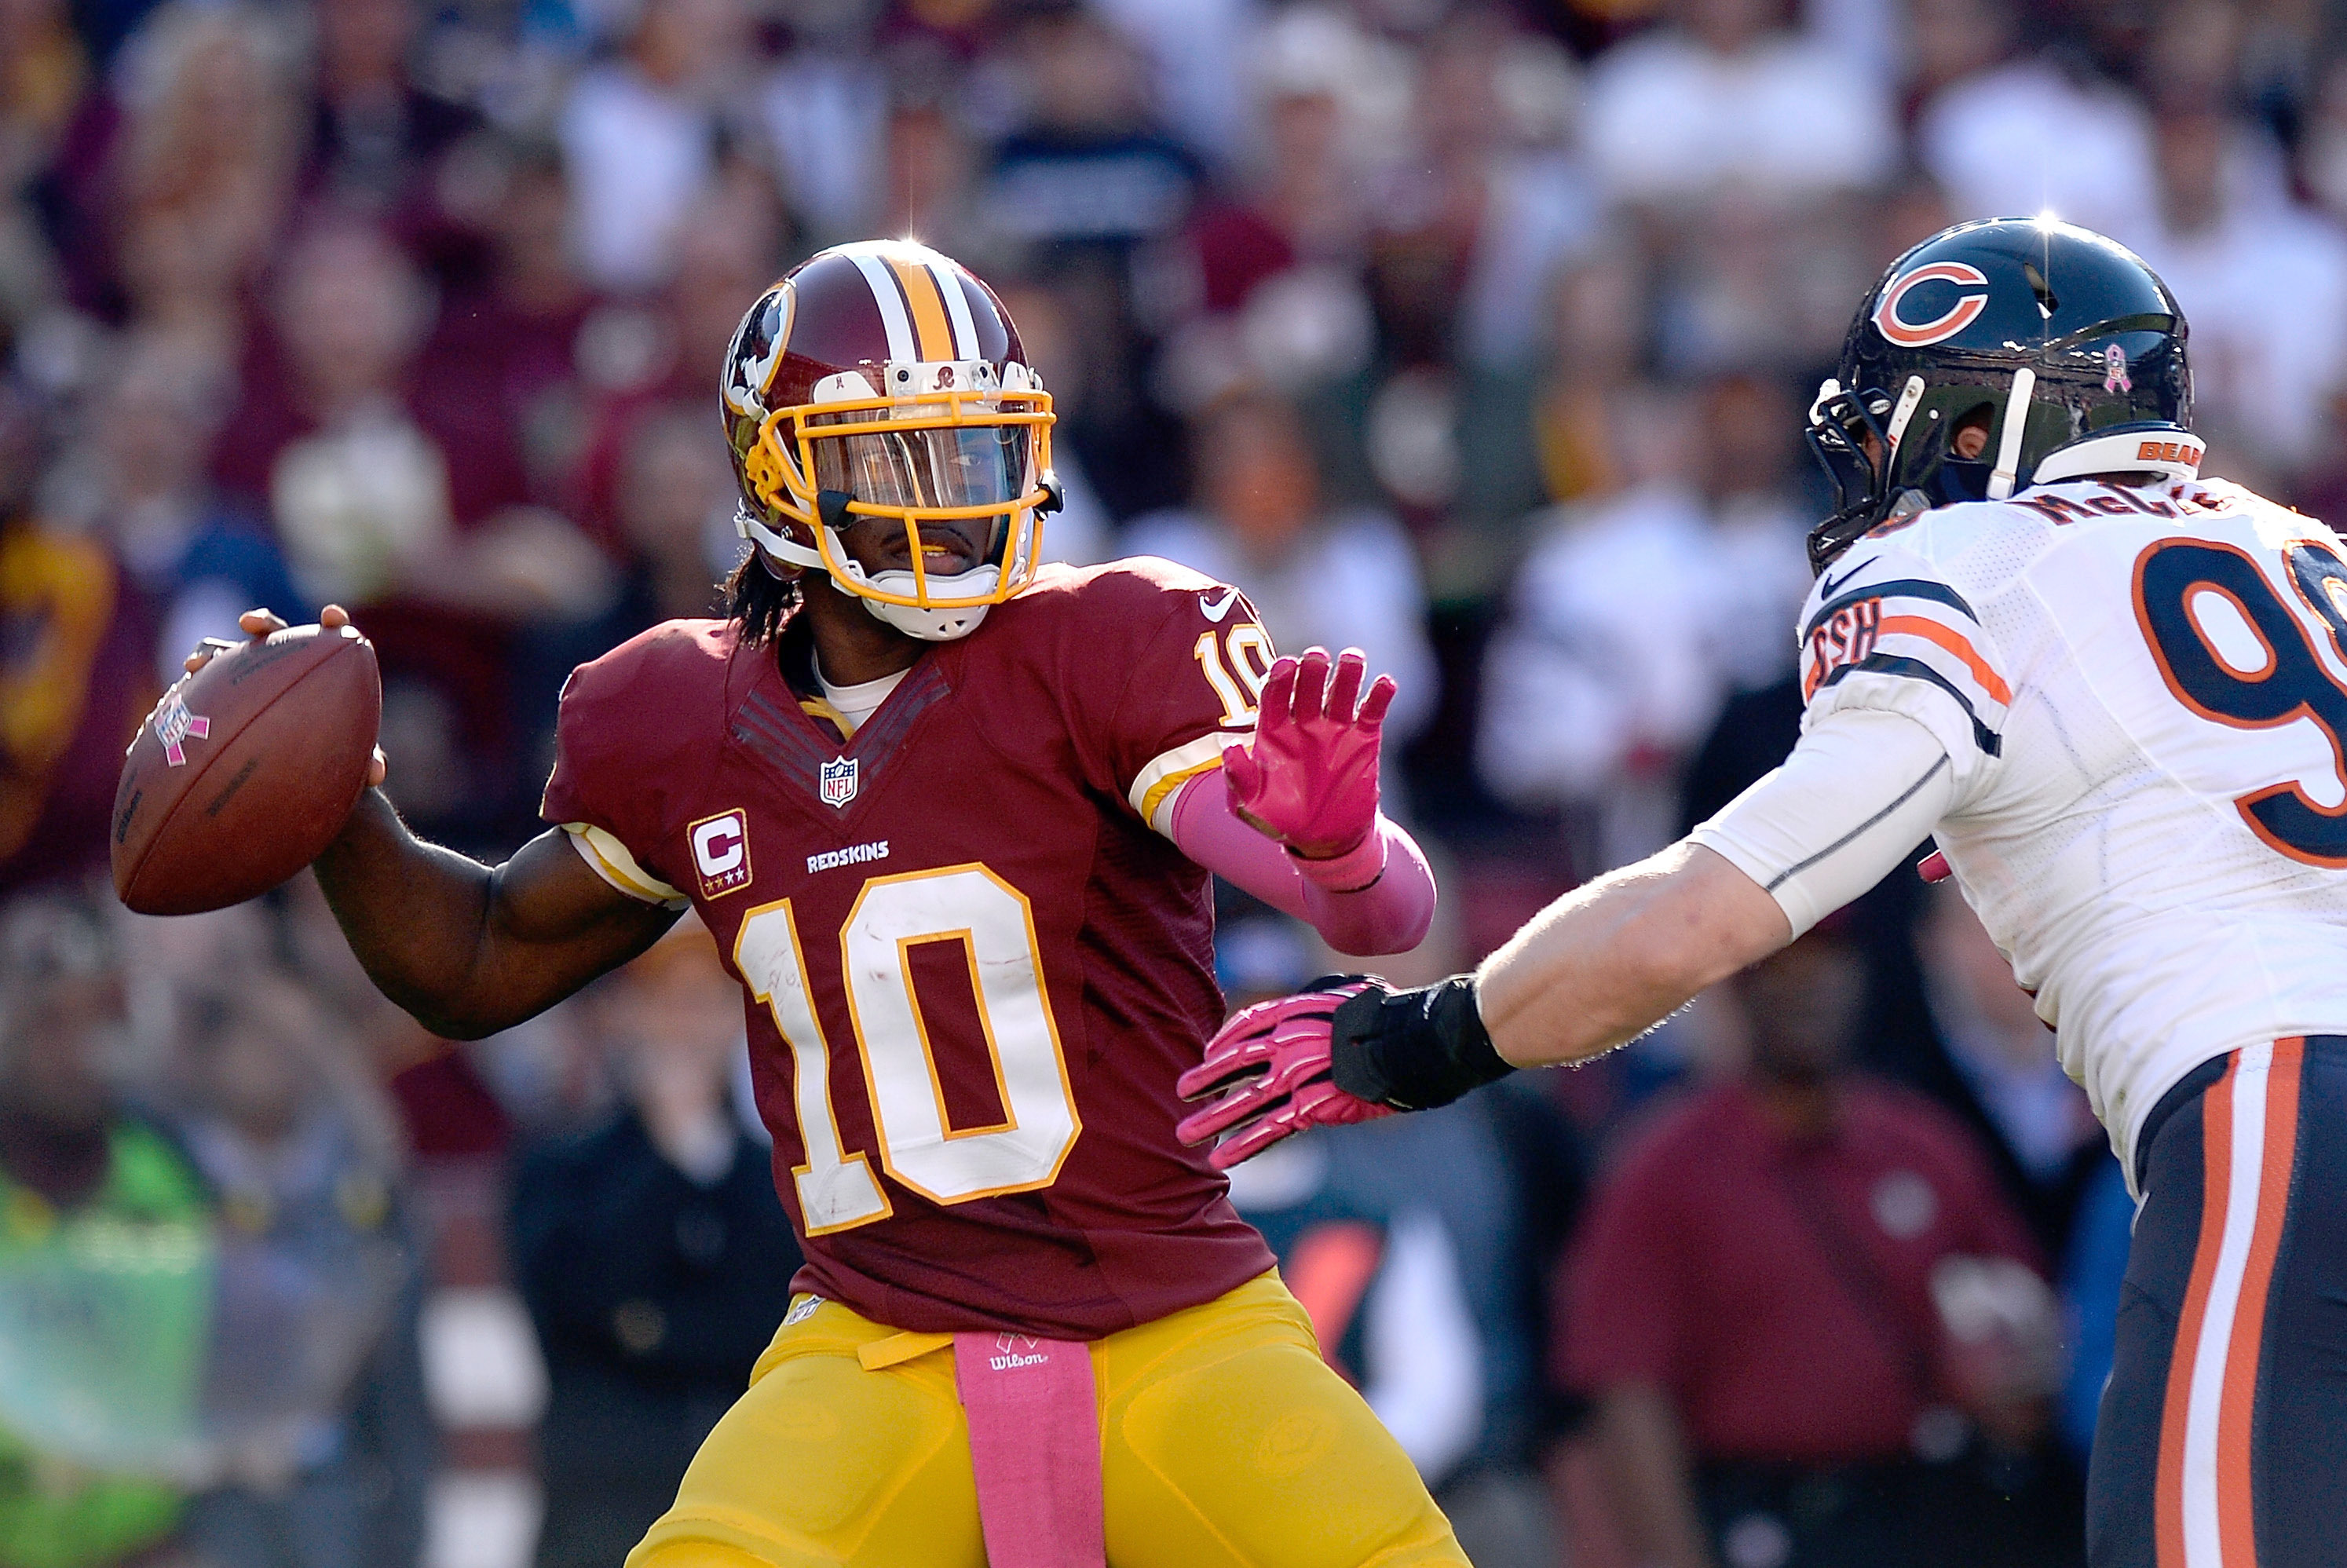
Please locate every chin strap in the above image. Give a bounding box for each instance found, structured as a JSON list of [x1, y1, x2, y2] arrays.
[[736, 503, 824, 572], [734, 499, 997, 639], [1986, 367, 2035, 500]]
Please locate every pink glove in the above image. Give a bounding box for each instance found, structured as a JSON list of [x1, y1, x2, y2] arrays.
[[1223, 648, 1397, 865], [1175, 981, 1394, 1171]]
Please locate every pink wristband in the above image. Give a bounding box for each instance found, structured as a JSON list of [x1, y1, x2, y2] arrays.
[[1168, 777, 1435, 956], [1288, 828, 1387, 892]]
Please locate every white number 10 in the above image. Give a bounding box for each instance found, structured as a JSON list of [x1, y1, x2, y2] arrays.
[[732, 864, 1081, 1234]]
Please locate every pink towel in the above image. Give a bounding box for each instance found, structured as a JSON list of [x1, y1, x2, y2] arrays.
[[952, 1331, 1107, 1568]]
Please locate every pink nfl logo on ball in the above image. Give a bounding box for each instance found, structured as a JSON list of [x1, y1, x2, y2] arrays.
[[820, 755, 859, 809], [152, 689, 210, 767]]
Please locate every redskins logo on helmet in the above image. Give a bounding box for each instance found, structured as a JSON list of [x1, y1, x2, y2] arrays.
[[723, 285, 794, 419], [720, 240, 1061, 642]]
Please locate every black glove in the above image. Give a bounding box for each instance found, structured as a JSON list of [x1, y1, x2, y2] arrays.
[[1329, 974, 1515, 1111]]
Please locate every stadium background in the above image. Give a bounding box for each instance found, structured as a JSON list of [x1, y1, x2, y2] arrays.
[[1, 0, 2342, 1563]]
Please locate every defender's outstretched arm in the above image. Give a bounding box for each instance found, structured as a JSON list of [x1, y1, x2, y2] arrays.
[[1475, 842, 1788, 1066], [1181, 706, 1956, 1166]]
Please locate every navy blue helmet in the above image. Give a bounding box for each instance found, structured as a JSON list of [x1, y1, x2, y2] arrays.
[[1805, 217, 2195, 572]]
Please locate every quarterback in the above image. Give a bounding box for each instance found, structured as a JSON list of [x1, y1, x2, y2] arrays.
[[205, 243, 1468, 1565], [1191, 217, 2347, 1568]]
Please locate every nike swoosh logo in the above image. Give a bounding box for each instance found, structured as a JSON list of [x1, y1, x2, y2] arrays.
[[1816, 561, 1870, 601], [1201, 588, 1240, 623]]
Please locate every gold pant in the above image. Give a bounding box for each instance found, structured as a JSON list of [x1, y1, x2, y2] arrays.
[[627, 1270, 1468, 1567]]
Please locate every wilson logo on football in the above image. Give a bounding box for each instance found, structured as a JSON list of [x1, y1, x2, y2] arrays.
[[152, 690, 211, 767], [690, 810, 753, 898], [1874, 261, 1992, 349]]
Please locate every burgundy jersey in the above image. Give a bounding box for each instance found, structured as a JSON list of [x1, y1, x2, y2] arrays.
[[540, 559, 1281, 1337]]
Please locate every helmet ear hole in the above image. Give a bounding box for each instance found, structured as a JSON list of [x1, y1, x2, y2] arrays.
[[1948, 404, 1996, 461]]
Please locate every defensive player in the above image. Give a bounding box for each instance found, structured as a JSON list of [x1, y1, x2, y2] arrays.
[[1187, 217, 2347, 1568], [202, 242, 1470, 1566]]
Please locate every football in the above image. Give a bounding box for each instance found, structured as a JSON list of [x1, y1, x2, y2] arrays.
[[111, 623, 382, 916]]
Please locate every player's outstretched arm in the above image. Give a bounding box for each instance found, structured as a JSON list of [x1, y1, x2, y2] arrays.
[[1186, 646, 1435, 956], [1480, 704, 1959, 1065], [1177, 846, 1783, 1169], [192, 609, 678, 1039], [314, 795, 678, 1040]]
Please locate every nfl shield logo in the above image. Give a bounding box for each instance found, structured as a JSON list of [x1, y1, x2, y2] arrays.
[[819, 755, 859, 810], [152, 689, 210, 767]]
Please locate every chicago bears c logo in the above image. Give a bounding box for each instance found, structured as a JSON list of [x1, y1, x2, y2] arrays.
[[1873, 262, 1991, 349]]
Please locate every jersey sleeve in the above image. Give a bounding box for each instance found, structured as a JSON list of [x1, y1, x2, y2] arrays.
[[539, 625, 715, 906], [1080, 566, 1275, 835], [1689, 707, 1956, 938], [1796, 534, 2012, 800]]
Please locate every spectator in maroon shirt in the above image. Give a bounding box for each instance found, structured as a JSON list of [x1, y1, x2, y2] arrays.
[[1560, 927, 2080, 1568], [214, 216, 609, 615], [411, 139, 598, 518], [303, 0, 479, 221]]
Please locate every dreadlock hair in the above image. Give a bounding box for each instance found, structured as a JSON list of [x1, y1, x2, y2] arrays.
[[727, 550, 804, 646]]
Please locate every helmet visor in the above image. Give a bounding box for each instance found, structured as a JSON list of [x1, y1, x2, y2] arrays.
[[807, 415, 1030, 513]]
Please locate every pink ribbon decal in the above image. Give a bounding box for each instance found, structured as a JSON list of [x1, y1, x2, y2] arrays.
[[951, 1331, 1106, 1568], [154, 691, 210, 767]]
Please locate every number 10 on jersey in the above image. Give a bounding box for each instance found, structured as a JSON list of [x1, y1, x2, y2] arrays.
[[732, 865, 1082, 1234]]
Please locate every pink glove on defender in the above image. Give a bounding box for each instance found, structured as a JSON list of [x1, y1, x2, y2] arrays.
[[1175, 982, 1394, 1171], [1224, 648, 1395, 887]]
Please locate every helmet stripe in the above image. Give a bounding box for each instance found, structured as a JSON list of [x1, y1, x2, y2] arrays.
[[846, 250, 917, 361], [927, 258, 982, 359], [887, 256, 956, 361]]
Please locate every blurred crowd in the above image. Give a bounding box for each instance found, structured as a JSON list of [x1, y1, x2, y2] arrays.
[[5, 0, 2347, 1562]]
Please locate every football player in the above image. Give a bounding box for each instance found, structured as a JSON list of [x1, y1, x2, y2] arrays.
[[199, 240, 1469, 1566], [1187, 217, 2347, 1568]]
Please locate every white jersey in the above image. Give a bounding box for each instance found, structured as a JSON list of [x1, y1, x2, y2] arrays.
[[1793, 474, 2347, 1179]]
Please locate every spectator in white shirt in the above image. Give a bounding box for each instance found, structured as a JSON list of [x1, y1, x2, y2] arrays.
[[1911, 0, 2159, 246], [1123, 389, 1439, 755], [1478, 382, 1717, 872], [1479, 373, 1809, 873], [1581, 0, 1896, 209], [558, 0, 753, 294], [2135, 100, 2347, 489]]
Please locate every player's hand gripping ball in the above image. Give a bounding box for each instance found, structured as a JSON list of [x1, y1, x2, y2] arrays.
[[1175, 979, 1395, 1170], [112, 606, 384, 916], [1223, 647, 1395, 859]]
